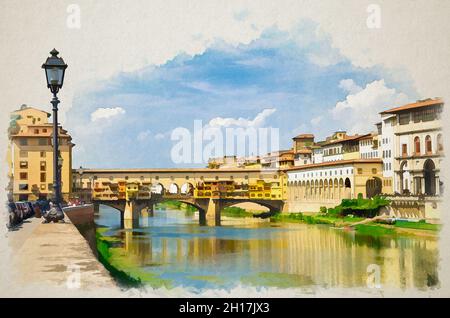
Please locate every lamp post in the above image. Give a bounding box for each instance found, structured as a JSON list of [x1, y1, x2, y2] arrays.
[[42, 49, 67, 210]]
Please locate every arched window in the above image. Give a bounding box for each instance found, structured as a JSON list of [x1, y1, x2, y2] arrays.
[[437, 134, 444, 152], [425, 135, 432, 154], [414, 136, 420, 155]]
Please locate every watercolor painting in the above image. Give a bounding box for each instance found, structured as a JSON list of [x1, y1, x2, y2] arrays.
[[1, 0, 449, 300]]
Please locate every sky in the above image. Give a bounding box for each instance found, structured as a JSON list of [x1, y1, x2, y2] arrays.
[[64, 21, 415, 168], [1, 0, 449, 170]]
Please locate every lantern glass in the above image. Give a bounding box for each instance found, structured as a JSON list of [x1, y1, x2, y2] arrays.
[[46, 67, 64, 86], [42, 49, 67, 94]]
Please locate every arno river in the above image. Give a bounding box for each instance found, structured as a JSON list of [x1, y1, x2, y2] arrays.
[[94, 205, 439, 291]]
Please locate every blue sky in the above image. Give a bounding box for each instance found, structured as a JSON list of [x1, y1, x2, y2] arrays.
[[66, 20, 417, 168]]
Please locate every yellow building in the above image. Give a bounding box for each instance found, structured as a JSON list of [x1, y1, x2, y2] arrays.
[[7, 105, 74, 202]]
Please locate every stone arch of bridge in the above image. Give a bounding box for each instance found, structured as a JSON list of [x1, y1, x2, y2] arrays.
[[219, 199, 283, 214]]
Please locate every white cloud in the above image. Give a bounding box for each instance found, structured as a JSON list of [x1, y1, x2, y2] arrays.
[[310, 116, 323, 126], [307, 51, 342, 67], [154, 133, 166, 140], [208, 108, 276, 128], [137, 130, 152, 141], [338, 79, 362, 95], [90, 107, 125, 122], [331, 79, 409, 134]]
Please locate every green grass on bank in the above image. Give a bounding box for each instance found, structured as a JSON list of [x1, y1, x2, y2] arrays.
[[156, 200, 197, 215], [222, 206, 254, 218], [394, 220, 440, 231], [271, 212, 364, 226], [271, 212, 439, 236]]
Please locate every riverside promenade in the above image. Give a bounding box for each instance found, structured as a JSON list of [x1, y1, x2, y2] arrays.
[[5, 206, 118, 296]]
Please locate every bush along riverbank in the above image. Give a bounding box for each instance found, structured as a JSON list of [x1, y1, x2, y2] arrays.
[[222, 206, 254, 218], [270, 195, 440, 237], [156, 200, 197, 215]]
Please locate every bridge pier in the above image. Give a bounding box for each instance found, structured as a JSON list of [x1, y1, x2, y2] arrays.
[[124, 200, 144, 222], [122, 218, 139, 229], [206, 198, 222, 226], [199, 209, 207, 226]]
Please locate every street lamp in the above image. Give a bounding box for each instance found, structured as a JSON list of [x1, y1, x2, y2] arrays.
[[42, 49, 67, 217]]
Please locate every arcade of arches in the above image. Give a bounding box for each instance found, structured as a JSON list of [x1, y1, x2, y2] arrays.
[[286, 160, 385, 212]]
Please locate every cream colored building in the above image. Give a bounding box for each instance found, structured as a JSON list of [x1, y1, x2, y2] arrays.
[[7, 105, 74, 202], [285, 159, 384, 212], [379, 98, 444, 195]]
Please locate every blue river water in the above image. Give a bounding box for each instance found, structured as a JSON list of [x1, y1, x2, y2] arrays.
[[95, 204, 439, 291]]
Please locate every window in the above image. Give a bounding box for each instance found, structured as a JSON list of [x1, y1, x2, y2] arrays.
[[372, 168, 377, 174], [20, 150, 28, 157], [42, 128, 47, 133], [399, 113, 410, 125], [20, 161, 28, 168], [34, 129, 39, 134], [19, 184, 28, 190], [20, 172, 27, 180], [413, 107, 440, 122], [414, 136, 420, 155], [425, 135, 432, 154], [38, 138, 48, 146], [357, 168, 363, 174], [19, 138, 28, 146], [402, 144, 408, 157], [40, 151, 46, 158], [437, 134, 443, 152], [40, 173, 46, 183], [40, 162, 46, 171], [40, 184, 46, 190]]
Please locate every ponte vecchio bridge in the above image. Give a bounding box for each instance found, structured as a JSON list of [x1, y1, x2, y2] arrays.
[[72, 168, 287, 227]]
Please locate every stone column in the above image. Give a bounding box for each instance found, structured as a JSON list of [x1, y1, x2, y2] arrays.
[[435, 176, 440, 196], [124, 200, 140, 221], [206, 198, 222, 226]]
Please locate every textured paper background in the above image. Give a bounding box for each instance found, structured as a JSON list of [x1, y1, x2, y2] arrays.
[[0, 0, 449, 297]]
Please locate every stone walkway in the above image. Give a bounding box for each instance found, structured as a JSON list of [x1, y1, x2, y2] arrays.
[[7, 216, 118, 295]]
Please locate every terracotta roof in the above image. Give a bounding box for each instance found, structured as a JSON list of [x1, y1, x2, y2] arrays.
[[322, 133, 370, 146], [74, 168, 280, 173], [12, 106, 51, 117], [358, 133, 376, 140], [293, 133, 314, 139], [295, 149, 312, 154], [380, 98, 443, 114], [284, 159, 382, 171]]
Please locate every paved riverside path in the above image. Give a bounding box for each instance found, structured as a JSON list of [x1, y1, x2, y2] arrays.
[[7, 215, 118, 295]]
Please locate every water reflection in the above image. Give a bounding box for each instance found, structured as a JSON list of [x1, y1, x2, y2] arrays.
[[95, 205, 438, 290]]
